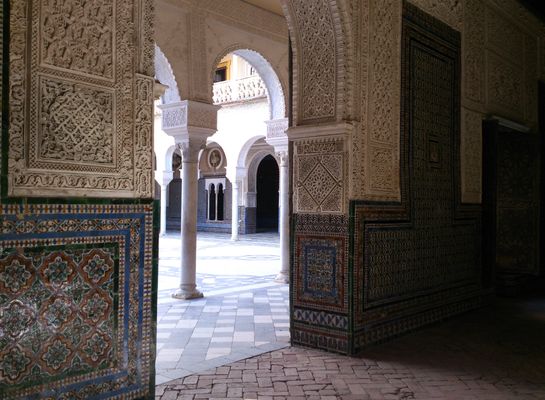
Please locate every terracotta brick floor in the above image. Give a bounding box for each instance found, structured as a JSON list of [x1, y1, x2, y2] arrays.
[[156, 297, 545, 399]]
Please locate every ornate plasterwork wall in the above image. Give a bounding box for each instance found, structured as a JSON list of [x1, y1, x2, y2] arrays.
[[293, 136, 347, 214], [363, 0, 402, 201], [407, 0, 545, 204], [282, 0, 352, 126], [8, 0, 155, 199]]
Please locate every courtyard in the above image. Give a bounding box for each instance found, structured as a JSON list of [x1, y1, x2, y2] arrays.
[[155, 232, 290, 384]]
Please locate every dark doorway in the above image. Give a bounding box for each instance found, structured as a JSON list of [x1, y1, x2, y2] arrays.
[[256, 155, 279, 231], [483, 118, 542, 296]]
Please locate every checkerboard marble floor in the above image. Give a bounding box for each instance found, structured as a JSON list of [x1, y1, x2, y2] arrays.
[[155, 232, 290, 385]]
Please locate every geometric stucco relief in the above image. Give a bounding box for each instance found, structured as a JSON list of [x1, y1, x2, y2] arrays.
[[290, 0, 336, 123], [463, 0, 486, 106], [8, 0, 154, 198], [294, 137, 345, 214], [364, 0, 401, 201], [461, 107, 483, 204]]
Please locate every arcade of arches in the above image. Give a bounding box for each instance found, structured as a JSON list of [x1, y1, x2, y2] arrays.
[[1, 0, 545, 399]]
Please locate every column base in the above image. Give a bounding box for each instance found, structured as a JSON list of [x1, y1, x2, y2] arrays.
[[274, 272, 289, 284], [172, 287, 204, 300]]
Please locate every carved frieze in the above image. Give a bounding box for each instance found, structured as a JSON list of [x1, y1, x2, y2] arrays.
[[8, 0, 154, 198], [294, 137, 345, 214]]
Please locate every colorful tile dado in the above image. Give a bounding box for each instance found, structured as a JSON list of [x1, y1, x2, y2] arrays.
[[295, 236, 345, 311], [351, 2, 482, 351], [0, 203, 155, 400], [291, 213, 350, 353]]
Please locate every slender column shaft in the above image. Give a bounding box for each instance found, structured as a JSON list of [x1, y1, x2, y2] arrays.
[[173, 160, 203, 299], [231, 181, 240, 241], [160, 184, 168, 236], [276, 156, 289, 283]]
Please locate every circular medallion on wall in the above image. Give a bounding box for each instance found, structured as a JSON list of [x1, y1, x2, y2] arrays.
[[208, 149, 222, 170]]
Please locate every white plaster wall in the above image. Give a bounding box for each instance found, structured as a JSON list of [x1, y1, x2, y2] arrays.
[[209, 99, 270, 180]]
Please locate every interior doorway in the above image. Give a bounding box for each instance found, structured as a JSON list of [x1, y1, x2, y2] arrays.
[[256, 155, 280, 232]]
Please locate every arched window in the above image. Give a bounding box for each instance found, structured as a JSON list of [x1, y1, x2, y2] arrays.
[[217, 184, 224, 221], [208, 184, 216, 221], [206, 179, 226, 222]]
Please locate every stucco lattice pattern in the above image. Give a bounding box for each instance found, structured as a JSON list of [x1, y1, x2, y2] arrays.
[[8, 0, 154, 198]]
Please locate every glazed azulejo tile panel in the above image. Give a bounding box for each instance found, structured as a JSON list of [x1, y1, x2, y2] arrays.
[[0, 204, 155, 399]]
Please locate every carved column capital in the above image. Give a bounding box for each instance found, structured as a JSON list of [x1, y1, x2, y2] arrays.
[[177, 138, 206, 164], [158, 100, 220, 138], [266, 118, 289, 164]]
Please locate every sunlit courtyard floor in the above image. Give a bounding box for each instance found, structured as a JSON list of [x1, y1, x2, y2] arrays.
[[155, 231, 290, 385]]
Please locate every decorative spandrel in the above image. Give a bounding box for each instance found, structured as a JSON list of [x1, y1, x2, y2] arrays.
[[8, 0, 154, 198]]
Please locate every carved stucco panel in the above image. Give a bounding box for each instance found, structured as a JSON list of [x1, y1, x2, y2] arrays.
[[36, 78, 115, 167], [369, 146, 397, 193], [461, 107, 482, 204], [485, 5, 524, 64], [463, 0, 486, 107], [8, 0, 154, 198], [294, 138, 346, 214], [407, 0, 463, 30], [290, 0, 336, 123], [364, 0, 401, 201], [349, 0, 369, 200], [39, 0, 114, 79], [369, 0, 400, 145], [486, 51, 524, 120]]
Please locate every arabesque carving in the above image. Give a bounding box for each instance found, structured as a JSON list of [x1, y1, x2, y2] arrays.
[[40, 0, 114, 79], [8, 0, 154, 198], [291, 0, 336, 122]]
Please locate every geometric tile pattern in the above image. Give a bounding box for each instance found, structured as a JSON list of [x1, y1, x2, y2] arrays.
[[291, 214, 350, 354], [292, 308, 348, 330], [0, 244, 117, 387], [296, 236, 345, 310], [0, 203, 155, 400], [352, 3, 482, 351]]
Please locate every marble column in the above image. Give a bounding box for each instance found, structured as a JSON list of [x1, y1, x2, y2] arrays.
[[173, 140, 203, 299], [266, 118, 290, 284], [275, 150, 289, 283], [231, 180, 240, 241], [159, 171, 173, 236], [159, 100, 219, 300]]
